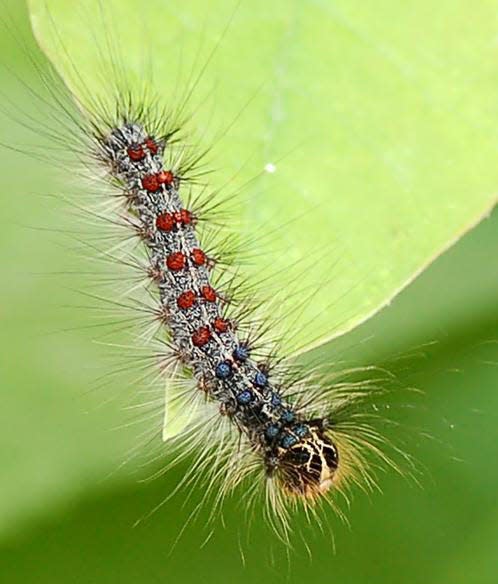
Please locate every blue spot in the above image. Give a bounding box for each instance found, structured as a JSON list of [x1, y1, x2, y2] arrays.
[[270, 393, 281, 407], [280, 433, 298, 449], [215, 361, 233, 380], [233, 345, 249, 362], [281, 410, 295, 424], [254, 371, 268, 388], [236, 390, 253, 405], [265, 424, 280, 439], [294, 424, 308, 438]]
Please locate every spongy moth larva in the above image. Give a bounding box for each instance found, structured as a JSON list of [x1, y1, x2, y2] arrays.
[[101, 120, 340, 492]]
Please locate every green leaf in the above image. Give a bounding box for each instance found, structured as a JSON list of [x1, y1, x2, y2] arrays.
[[29, 0, 497, 353]]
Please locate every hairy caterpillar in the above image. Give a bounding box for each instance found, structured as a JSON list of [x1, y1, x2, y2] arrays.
[[1, 0, 407, 541], [82, 96, 392, 541]]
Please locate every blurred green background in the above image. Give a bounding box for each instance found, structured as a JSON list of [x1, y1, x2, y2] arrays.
[[1, 1, 497, 583]]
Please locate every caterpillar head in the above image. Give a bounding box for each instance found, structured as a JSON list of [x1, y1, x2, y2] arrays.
[[270, 420, 339, 500]]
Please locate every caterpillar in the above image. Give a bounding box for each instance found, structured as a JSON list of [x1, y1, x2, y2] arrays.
[[104, 122, 341, 489], [88, 110, 391, 539], [2, 0, 404, 541]]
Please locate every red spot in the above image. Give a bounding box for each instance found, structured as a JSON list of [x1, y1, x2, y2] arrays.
[[201, 285, 217, 302], [127, 144, 145, 161], [191, 248, 206, 266], [173, 209, 192, 226], [156, 212, 175, 232], [177, 290, 196, 310], [192, 326, 211, 347], [158, 170, 175, 186], [213, 318, 229, 333], [145, 137, 158, 155], [180, 209, 192, 225], [141, 174, 161, 192], [166, 252, 185, 271]]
